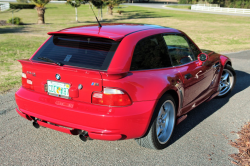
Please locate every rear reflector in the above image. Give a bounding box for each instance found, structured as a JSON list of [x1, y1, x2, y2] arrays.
[[27, 79, 32, 85], [92, 88, 132, 106], [22, 72, 27, 78], [21, 72, 33, 90], [104, 88, 124, 94]]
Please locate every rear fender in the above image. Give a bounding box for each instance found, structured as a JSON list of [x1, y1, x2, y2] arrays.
[[157, 84, 183, 117]]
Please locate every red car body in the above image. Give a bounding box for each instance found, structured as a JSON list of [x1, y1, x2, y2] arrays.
[[15, 23, 232, 143]]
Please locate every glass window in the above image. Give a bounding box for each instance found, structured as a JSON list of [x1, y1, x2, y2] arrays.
[[163, 34, 195, 66], [130, 35, 172, 70], [32, 35, 120, 70], [187, 38, 201, 60]]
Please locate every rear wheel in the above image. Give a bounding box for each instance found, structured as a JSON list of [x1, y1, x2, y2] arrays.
[[217, 64, 236, 98], [135, 94, 176, 150]]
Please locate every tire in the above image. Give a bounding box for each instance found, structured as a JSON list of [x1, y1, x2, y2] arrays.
[[217, 64, 236, 98], [135, 94, 176, 150]]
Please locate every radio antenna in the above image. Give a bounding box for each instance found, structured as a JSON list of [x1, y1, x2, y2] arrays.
[[88, 2, 102, 28]]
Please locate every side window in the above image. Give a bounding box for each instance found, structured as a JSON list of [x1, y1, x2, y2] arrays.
[[130, 34, 172, 70], [163, 34, 195, 66], [187, 38, 201, 60]]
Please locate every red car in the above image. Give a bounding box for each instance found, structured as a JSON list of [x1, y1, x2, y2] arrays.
[[15, 23, 236, 150]]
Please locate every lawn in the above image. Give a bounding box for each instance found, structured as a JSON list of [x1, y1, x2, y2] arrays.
[[0, 3, 250, 93]]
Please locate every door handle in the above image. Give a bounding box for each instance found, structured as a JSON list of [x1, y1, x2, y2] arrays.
[[213, 62, 220, 69], [185, 73, 192, 79]]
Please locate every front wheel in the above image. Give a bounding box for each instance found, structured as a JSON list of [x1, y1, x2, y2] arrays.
[[135, 94, 176, 150], [217, 64, 236, 98]]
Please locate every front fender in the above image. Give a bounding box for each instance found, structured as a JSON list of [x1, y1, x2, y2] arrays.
[[220, 55, 232, 67]]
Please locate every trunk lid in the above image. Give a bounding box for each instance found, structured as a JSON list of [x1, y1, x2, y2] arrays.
[[19, 59, 103, 103]]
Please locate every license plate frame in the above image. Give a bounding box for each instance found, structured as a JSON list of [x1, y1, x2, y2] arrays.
[[47, 80, 71, 99]]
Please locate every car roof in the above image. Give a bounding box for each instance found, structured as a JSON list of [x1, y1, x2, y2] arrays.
[[48, 23, 180, 41]]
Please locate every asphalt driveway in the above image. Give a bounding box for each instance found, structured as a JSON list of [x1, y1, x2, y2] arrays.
[[0, 50, 250, 165]]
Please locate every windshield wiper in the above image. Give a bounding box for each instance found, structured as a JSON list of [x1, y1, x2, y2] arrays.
[[38, 57, 63, 66]]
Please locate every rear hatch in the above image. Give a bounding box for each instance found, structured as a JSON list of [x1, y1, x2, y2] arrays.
[[19, 35, 120, 103]]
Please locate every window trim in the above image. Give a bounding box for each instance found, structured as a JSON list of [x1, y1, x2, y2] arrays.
[[162, 33, 200, 67]]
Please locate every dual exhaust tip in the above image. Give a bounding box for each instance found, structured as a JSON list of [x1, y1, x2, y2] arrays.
[[32, 119, 90, 142]]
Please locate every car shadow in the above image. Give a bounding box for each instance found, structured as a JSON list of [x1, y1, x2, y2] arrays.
[[168, 70, 250, 146]]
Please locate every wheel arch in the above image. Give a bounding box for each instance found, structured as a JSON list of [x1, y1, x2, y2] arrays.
[[220, 55, 232, 68], [226, 61, 232, 66], [162, 89, 180, 116], [141, 88, 181, 137]]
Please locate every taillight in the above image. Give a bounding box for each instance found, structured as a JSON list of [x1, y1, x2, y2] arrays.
[[92, 88, 132, 106], [22, 72, 34, 90]]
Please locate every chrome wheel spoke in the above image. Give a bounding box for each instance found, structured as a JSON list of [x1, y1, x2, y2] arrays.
[[157, 125, 163, 136], [222, 72, 229, 81], [159, 107, 165, 117]]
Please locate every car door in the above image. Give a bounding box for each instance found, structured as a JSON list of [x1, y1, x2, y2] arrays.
[[163, 34, 214, 108]]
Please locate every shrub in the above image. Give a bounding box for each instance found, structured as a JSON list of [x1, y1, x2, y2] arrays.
[[7, 17, 22, 25], [117, 10, 123, 14], [10, 3, 36, 9]]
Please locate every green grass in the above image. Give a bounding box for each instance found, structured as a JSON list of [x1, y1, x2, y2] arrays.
[[0, 4, 250, 93], [166, 5, 191, 9]]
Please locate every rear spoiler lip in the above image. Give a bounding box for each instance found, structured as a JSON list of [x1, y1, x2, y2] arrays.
[[47, 31, 124, 41], [17, 59, 129, 76]]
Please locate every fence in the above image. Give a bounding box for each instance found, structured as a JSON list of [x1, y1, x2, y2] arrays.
[[0, 2, 10, 11], [191, 4, 250, 14]]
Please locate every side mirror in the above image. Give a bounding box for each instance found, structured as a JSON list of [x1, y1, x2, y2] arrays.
[[197, 53, 208, 66]]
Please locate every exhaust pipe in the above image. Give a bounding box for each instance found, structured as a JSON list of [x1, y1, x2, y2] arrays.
[[79, 131, 89, 142], [33, 120, 40, 129]]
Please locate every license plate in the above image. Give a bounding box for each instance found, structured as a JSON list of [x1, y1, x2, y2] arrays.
[[47, 80, 70, 98]]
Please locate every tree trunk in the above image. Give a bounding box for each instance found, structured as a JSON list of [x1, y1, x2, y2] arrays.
[[108, 6, 113, 15], [101, 6, 103, 21], [98, 8, 100, 19], [36, 7, 45, 24], [75, 7, 78, 22]]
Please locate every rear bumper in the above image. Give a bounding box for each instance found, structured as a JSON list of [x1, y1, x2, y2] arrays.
[[15, 87, 157, 140]]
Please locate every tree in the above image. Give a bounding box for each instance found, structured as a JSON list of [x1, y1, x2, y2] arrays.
[[67, 0, 85, 22], [32, 0, 50, 24], [91, 0, 105, 20], [104, 0, 124, 15]]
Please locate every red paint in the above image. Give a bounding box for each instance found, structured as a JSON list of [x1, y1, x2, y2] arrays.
[[88, 132, 122, 141], [15, 23, 232, 141], [37, 120, 79, 135]]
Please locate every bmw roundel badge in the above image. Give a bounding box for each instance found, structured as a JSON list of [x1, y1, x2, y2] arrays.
[[55, 74, 61, 80]]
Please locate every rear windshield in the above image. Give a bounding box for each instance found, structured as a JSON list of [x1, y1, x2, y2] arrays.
[[32, 35, 120, 70]]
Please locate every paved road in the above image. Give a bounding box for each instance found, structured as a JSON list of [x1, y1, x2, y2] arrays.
[[0, 50, 250, 165], [123, 3, 250, 17]]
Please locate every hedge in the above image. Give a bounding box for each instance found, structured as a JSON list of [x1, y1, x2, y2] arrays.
[[10, 3, 36, 9]]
